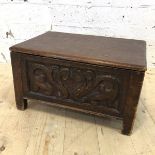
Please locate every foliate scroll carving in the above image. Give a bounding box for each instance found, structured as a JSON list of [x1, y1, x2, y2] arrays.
[[28, 62, 120, 110]]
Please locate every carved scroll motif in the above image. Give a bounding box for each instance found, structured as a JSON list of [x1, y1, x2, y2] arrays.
[[28, 62, 120, 110]]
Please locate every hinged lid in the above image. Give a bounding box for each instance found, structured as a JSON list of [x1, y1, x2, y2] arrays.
[[10, 31, 146, 71]]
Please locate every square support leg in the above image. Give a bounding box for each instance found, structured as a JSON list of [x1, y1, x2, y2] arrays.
[[122, 71, 145, 135], [11, 51, 28, 110]]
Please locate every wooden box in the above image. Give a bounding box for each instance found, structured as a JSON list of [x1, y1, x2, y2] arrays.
[[10, 31, 146, 135]]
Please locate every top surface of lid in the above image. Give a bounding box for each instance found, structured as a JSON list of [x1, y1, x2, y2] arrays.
[[10, 31, 146, 71]]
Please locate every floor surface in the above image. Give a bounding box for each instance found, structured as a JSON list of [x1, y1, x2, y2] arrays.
[[0, 64, 155, 155]]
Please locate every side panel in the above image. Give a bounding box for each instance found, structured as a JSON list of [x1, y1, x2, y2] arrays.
[[122, 71, 145, 135]]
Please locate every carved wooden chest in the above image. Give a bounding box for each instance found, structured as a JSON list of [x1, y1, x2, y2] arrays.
[[10, 31, 146, 135]]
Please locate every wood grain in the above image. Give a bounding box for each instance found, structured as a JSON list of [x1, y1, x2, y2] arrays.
[[10, 31, 146, 71]]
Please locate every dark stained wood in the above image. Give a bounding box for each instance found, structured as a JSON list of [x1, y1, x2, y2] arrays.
[[122, 71, 145, 135], [10, 31, 146, 71], [21, 54, 130, 118], [11, 52, 28, 110], [10, 32, 146, 135]]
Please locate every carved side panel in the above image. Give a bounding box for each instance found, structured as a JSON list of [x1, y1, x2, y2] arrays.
[[27, 61, 121, 111]]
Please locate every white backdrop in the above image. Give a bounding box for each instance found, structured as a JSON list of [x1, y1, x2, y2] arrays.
[[0, 0, 155, 67]]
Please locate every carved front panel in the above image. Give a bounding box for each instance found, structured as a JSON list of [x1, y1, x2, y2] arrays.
[[22, 56, 128, 115]]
